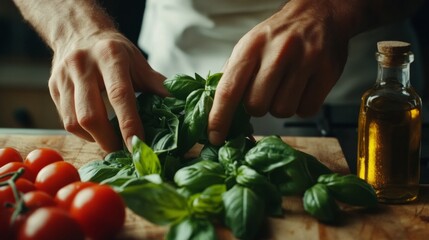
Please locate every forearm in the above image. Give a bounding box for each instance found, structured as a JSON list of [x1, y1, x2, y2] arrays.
[[12, 0, 117, 53]]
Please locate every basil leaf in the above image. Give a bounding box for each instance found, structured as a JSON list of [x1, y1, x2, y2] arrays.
[[166, 217, 217, 240], [236, 165, 283, 216], [318, 173, 377, 207], [132, 136, 161, 176], [104, 150, 131, 162], [204, 72, 222, 94], [174, 160, 226, 193], [163, 97, 186, 115], [137, 94, 180, 154], [119, 182, 189, 225], [78, 160, 124, 183], [270, 150, 332, 195], [227, 103, 253, 140], [223, 185, 264, 240], [303, 183, 339, 223], [199, 144, 220, 162], [179, 89, 213, 153], [190, 184, 226, 218], [245, 136, 296, 172], [164, 74, 205, 100], [219, 136, 248, 162], [218, 145, 242, 176]]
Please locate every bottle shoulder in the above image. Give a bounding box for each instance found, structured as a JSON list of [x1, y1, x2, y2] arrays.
[[361, 84, 422, 111]]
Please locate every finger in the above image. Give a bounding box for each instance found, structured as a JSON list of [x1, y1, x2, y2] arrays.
[[270, 38, 319, 118], [297, 57, 342, 117], [49, 67, 94, 142], [131, 52, 169, 96], [270, 67, 311, 118], [97, 46, 144, 151], [73, 69, 122, 152], [244, 36, 303, 117], [208, 43, 259, 145]]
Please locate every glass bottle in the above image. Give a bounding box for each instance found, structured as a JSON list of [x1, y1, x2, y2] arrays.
[[357, 41, 422, 203]]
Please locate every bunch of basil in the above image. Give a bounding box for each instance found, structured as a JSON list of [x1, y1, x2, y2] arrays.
[[79, 73, 377, 240]]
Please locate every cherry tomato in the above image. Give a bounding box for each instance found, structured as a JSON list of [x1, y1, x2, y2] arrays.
[[0, 162, 36, 182], [35, 162, 80, 196], [24, 148, 64, 175], [70, 185, 126, 240], [0, 206, 14, 240], [23, 191, 56, 211], [0, 147, 23, 167], [0, 178, 36, 206], [55, 181, 96, 210], [18, 207, 85, 240]]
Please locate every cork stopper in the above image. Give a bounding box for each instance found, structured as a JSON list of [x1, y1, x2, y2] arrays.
[[377, 41, 411, 55], [376, 41, 413, 66]]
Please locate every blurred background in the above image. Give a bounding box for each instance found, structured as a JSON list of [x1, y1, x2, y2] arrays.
[[0, 0, 428, 178]]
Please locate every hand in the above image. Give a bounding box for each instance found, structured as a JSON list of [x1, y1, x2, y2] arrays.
[[48, 31, 169, 152], [208, 0, 349, 145]]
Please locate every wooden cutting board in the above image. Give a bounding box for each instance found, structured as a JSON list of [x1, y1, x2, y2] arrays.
[[1, 133, 428, 240]]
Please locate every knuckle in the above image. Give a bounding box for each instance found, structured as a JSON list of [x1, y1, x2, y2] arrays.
[[94, 39, 125, 62], [77, 114, 98, 130], [107, 84, 131, 105], [63, 50, 88, 72], [63, 118, 81, 133]]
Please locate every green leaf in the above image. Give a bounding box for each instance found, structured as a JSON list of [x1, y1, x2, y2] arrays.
[[166, 217, 217, 240], [226, 103, 253, 140], [245, 136, 296, 172], [199, 144, 220, 162], [137, 94, 180, 154], [303, 183, 339, 223], [119, 182, 189, 225], [318, 173, 378, 207], [204, 72, 222, 93], [179, 89, 213, 153], [190, 184, 226, 218], [132, 136, 161, 176], [270, 150, 332, 195], [223, 185, 264, 240], [164, 74, 205, 100], [236, 165, 283, 216], [174, 160, 226, 193], [78, 160, 124, 182]]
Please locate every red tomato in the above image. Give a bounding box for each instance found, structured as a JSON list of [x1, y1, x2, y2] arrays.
[[35, 162, 80, 196], [0, 162, 36, 182], [24, 148, 63, 175], [0, 207, 14, 240], [18, 207, 85, 240], [23, 191, 56, 211], [54, 181, 96, 210], [70, 185, 126, 240], [0, 178, 36, 206], [0, 147, 23, 167]]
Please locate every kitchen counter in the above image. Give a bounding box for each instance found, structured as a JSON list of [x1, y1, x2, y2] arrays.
[[1, 132, 428, 239]]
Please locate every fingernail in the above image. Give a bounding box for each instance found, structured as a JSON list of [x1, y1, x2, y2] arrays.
[[209, 130, 224, 146]]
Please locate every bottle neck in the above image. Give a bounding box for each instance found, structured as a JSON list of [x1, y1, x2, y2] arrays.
[[375, 51, 413, 87], [376, 63, 411, 87]]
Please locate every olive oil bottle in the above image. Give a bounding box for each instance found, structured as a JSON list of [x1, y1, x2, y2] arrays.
[[357, 41, 422, 203]]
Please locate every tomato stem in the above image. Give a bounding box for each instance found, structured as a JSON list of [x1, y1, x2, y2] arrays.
[[0, 168, 29, 224], [0, 167, 24, 182]]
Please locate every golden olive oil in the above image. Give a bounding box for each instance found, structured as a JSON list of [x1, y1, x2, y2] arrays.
[[357, 41, 422, 203]]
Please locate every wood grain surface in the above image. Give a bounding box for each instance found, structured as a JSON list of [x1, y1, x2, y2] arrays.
[[1, 133, 428, 240]]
